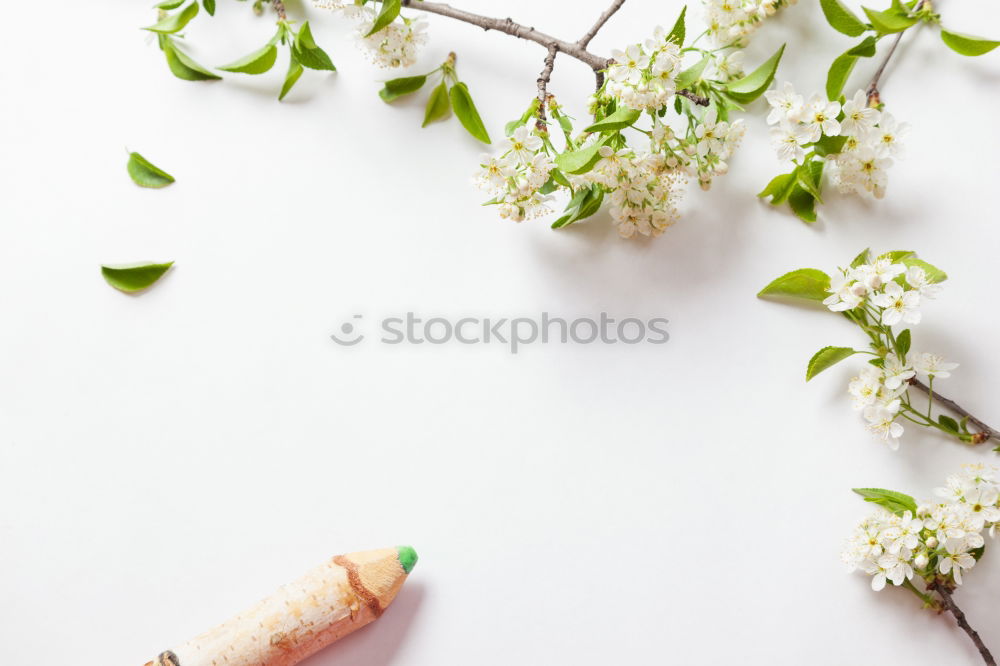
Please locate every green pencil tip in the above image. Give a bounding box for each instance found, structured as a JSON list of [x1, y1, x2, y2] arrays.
[[396, 545, 418, 573]]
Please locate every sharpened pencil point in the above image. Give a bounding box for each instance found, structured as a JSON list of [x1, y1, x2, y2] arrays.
[[396, 545, 418, 573]]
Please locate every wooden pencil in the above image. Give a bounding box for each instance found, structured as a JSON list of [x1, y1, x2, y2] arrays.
[[144, 546, 418, 666]]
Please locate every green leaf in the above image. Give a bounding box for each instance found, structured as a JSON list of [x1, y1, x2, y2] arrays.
[[144, 1, 200, 33], [366, 0, 401, 37], [878, 250, 915, 262], [163, 40, 221, 80], [807, 346, 857, 380], [758, 171, 797, 205], [862, 7, 917, 34], [723, 44, 785, 103], [666, 6, 686, 45], [449, 82, 491, 143], [555, 139, 605, 175], [896, 328, 911, 355], [847, 35, 879, 57], [101, 262, 174, 293], [422, 80, 451, 126], [853, 488, 919, 516], [940, 29, 1000, 56], [127, 152, 175, 188], [505, 98, 540, 135], [826, 53, 859, 100], [218, 39, 279, 74], [788, 185, 818, 223], [583, 107, 641, 132], [552, 185, 604, 229], [938, 414, 960, 433], [900, 257, 947, 283], [757, 268, 832, 302], [795, 161, 824, 202], [293, 22, 336, 71], [379, 74, 427, 102], [820, 0, 867, 36], [155, 0, 185, 9], [813, 134, 847, 157], [850, 248, 872, 268], [279, 53, 304, 101], [675, 55, 709, 90], [203, 0, 215, 15]]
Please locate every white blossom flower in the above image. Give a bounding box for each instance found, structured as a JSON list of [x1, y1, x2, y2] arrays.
[[882, 353, 915, 390], [911, 352, 958, 379], [801, 94, 841, 142], [871, 281, 921, 326], [839, 90, 880, 137], [905, 266, 942, 298], [764, 81, 803, 125], [848, 366, 883, 409], [695, 108, 729, 157], [864, 399, 904, 449], [939, 539, 976, 584], [769, 122, 811, 162], [868, 112, 909, 158], [853, 258, 905, 291]]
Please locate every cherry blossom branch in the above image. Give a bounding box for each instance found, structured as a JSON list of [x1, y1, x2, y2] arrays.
[[928, 580, 997, 666], [399, 0, 710, 105], [909, 379, 999, 444], [866, 0, 928, 105]]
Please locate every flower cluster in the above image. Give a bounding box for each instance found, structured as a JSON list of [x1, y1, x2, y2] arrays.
[[823, 256, 954, 449], [843, 465, 1000, 591], [605, 30, 682, 112], [703, 0, 798, 46], [824, 257, 938, 318], [318, 1, 427, 68], [585, 145, 684, 238], [831, 91, 909, 199], [476, 16, 785, 239], [475, 125, 555, 222], [765, 84, 908, 199]]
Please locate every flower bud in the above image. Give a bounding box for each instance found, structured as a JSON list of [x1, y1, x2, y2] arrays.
[[926, 536, 938, 549], [914, 552, 929, 568]]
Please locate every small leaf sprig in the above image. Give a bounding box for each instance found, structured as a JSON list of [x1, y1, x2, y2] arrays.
[[379, 52, 490, 142], [144, 0, 336, 99], [758, 0, 997, 222], [844, 465, 1000, 664], [758, 249, 999, 450]]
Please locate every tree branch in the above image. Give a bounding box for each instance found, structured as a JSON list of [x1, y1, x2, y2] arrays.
[[536, 45, 558, 130], [928, 580, 997, 666], [401, 0, 609, 70], [399, 0, 710, 105], [909, 378, 998, 444], [578, 0, 626, 49]]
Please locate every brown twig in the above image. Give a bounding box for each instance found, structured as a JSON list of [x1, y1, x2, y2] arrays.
[[909, 378, 998, 444], [536, 45, 558, 130], [399, 0, 710, 104], [865, 0, 927, 106], [578, 0, 627, 49], [927, 580, 997, 666], [401, 0, 609, 69]]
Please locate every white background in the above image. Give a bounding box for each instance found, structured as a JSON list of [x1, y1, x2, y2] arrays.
[[2, 1, 999, 664]]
